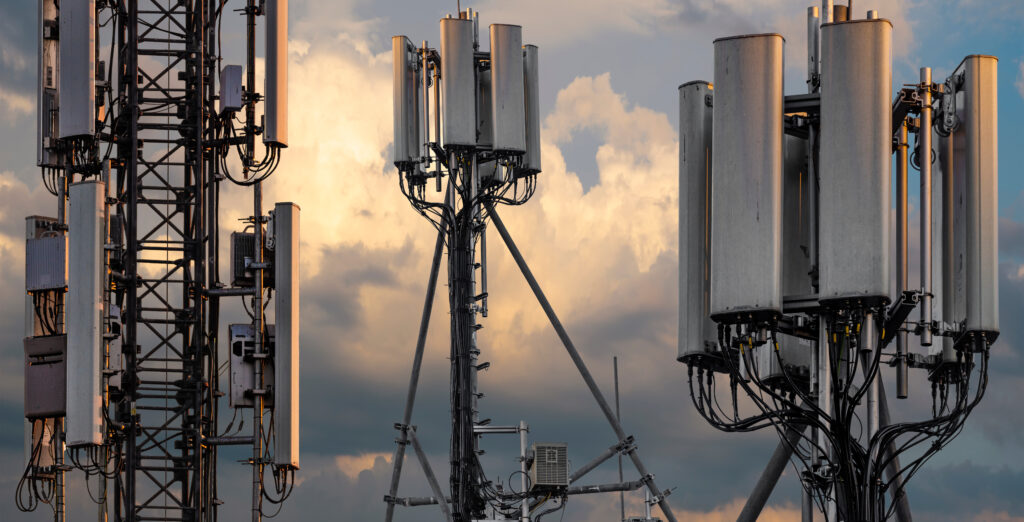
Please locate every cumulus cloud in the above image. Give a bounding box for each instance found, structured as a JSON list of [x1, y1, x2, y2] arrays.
[[474, 0, 676, 46], [1017, 61, 1024, 101], [0, 86, 32, 118]]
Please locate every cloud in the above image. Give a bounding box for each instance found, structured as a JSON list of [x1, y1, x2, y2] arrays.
[[0, 86, 32, 118], [473, 0, 676, 47], [1017, 61, 1024, 101]]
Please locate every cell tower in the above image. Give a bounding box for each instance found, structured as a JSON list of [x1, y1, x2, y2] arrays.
[[385, 8, 678, 522], [20, 1, 300, 521], [679, 3, 997, 521]]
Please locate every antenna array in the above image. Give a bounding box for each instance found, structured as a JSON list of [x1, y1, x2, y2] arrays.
[[387, 7, 677, 522], [20, 1, 301, 521], [679, 4, 998, 521]]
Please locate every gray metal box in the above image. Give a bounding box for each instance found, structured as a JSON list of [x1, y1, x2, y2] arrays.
[[58, 0, 95, 138], [678, 81, 718, 363], [26, 234, 67, 291], [37, 0, 60, 167], [24, 335, 67, 419], [489, 24, 526, 153], [528, 442, 568, 489], [710, 34, 784, 322], [521, 44, 542, 174], [440, 16, 476, 148], [264, 0, 288, 146], [219, 65, 243, 114], [392, 36, 421, 166], [230, 232, 273, 288], [953, 55, 999, 338], [229, 324, 276, 408], [819, 20, 892, 305]]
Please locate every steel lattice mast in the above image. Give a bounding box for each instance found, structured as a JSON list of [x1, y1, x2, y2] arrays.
[[19, 2, 300, 521], [115, 1, 214, 519]]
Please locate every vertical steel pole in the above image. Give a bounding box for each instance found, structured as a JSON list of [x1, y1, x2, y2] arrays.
[[615, 357, 624, 522], [896, 122, 909, 398], [862, 314, 878, 440], [123, 0, 139, 517], [818, 317, 835, 521], [942, 129, 955, 364], [520, 421, 529, 522], [56, 417, 64, 522], [247, 1, 264, 520], [919, 67, 934, 347], [807, 7, 820, 92]]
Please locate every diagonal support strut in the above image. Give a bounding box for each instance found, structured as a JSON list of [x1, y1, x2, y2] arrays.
[[486, 203, 678, 522], [384, 221, 447, 522]]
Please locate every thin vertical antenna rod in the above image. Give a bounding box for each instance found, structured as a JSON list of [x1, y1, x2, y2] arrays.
[[615, 356, 624, 522], [919, 67, 934, 347], [487, 204, 678, 522], [896, 122, 910, 398]]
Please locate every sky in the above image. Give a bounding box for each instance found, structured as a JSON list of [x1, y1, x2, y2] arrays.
[[1, 0, 1023, 520]]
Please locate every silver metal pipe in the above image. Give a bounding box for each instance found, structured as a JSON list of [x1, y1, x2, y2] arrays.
[[803, 486, 814, 522], [862, 313, 879, 440], [738, 424, 808, 522], [566, 480, 645, 496], [206, 287, 257, 297], [408, 428, 454, 522], [384, 219, 447, 522], [896, 122, 909, 398], [615, 356, 625, 522], [570, 440, 628, 484], [487, 204, 678, 522], [920, 67, 934, 347], [942, 129, 955, 364], [822, 0, 834, 24], [520, 421, 528, 522], [56, 417, 65, 522], [818, 316, 835, 521], [206, 436, 256, 445], [807, 7, 820, 91], [433, 60, 441, 157], [389, 495, 449, 507], [422, 41, 430, 162]]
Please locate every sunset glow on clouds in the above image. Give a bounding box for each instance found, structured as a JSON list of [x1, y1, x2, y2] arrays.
[[0, 0, 1023, 520]]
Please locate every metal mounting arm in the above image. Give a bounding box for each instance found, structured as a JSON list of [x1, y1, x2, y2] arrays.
[[486, 203, 678, 522]]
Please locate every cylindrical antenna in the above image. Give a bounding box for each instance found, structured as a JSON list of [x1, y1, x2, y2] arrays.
[[822, 0, 833, 24], [920, 66, 933, 346], [896, 121, 909, 398]]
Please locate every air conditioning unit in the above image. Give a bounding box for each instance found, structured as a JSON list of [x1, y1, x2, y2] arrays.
[[528, 442, 568, 490]]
